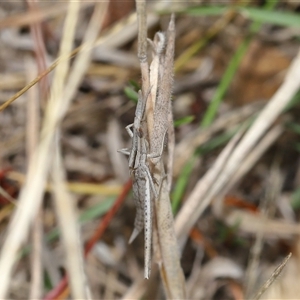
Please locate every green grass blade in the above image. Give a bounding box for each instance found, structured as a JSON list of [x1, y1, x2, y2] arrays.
[[240, 7, 300, 28], [291, 188, 300, 210], [201, 39, 250, 128], [174, 115, 195, 127], [185, 4, 298, 28], [284, 89, 300, 112], [184, 6, 227, 16], [124, 86, 138, 103]]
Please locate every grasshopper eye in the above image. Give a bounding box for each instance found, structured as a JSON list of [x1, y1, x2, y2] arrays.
[[138, 128, 144, 138]]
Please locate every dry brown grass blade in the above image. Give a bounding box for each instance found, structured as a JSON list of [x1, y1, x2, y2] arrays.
[[136, 0, 150, 98], [60, 3, 108, 114], [253, 253, 292, 300], [0, 1, 80, 297], [175, 123, 246, 243], [6, 171, 122, 196], [0, 3, 79, 29], [51, 143, 89, 299], [147, 15, 186, 299], [226, 124, 284, 193], [245, 164, 283, 298], [25, 58, 42, 299], [224, 209, 300, 237], [261, 241, 300, 299]]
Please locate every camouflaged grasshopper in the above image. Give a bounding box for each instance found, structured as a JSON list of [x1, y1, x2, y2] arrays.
[[118, 90, 160, 279]]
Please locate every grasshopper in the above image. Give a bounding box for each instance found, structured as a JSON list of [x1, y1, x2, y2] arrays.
[[118, 90, 160, 279]]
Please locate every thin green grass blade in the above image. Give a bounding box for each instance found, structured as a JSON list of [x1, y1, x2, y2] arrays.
[[240, 7, 300, 28], [291, 188, 300, 210], [185, 4, 298, 28], [184, 6, 227, 16], [174, 115, 195, 127], [284, 89, 300, 112], [201, 39, 250, 127], [124, 86, 138, 103]]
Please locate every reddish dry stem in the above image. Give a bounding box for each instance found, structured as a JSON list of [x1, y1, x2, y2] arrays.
[[27, 0, 50, 101]]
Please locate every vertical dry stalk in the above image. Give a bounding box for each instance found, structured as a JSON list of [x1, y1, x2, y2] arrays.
[[25, 58, 42, 300], [135, 0, 150, 97], [148, 16, 186, 299], [135, 0, 153, 134], [51, 141, 89, 299]]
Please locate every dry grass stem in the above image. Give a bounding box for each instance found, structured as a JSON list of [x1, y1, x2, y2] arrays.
[[0, 2, 92, 29], [147, 15, 186, 298], [25, 58, 42, 299], [253, 253, 292, 300], [226, 124, 283, 192], [51, 143, 89, 299], [175, 123, 246, 242], [6, 171, 122, 196], [245, 165, 283, 297], [61, 3, 108, 116], [225, 209, 300, 237], [136, 0, 150, 97]]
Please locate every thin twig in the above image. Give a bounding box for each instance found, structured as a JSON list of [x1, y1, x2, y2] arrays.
[[253, 253, 292, 300]]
